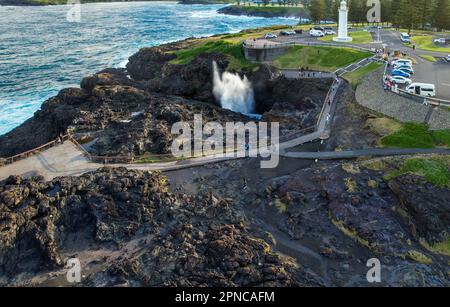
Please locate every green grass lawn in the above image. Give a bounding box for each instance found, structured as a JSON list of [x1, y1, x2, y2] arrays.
[[273, 45, 372, 71], [170, 40, 258, 71], [344, 62, 382, 89], [386, 157, 450, 187], [419, 54, 437, 62], [319, 31, 373, 44], [410, 36, 450, 53], [381, 122, 450, 149]]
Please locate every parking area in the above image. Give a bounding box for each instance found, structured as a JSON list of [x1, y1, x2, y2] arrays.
[[379, 30, 450, 99], [253, 27, 450, 99]]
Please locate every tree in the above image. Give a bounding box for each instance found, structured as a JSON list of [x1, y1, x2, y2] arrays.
[[416, 0, 434, 29], [395, 0, 420, 34], [310, 0, 327, 23], [348, 0, 365, 25], [432, 0, 450, 31], [331, 0, 340, 22], [380, 0, 392, 25]]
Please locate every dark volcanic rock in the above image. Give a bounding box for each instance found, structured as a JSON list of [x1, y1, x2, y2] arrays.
[[258, 162, 450, 286], [127, 49, 229, 103], [0, 168, 314, 286], [0, 88, 88, 157], [388, 174, 450, 244], [0, 40, 329, 158], [218, 6, 309, 18]]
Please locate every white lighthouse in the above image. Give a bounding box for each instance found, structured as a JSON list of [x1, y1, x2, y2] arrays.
[[333, 0, 352, 42]]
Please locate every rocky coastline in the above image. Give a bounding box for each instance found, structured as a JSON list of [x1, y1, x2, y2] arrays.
[[0, 38, 329, 158], [0, 30, 449, 287], [217, 5, 309, 19]]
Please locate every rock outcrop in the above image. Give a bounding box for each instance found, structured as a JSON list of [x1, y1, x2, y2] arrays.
[[0, 41, 329, 158], [0, 168, 314, 286]]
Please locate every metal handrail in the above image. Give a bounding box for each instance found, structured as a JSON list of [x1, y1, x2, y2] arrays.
[[0, 135, 70, 166]]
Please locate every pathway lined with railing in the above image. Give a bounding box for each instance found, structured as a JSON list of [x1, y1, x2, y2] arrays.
[[0, 76, 342, 180]]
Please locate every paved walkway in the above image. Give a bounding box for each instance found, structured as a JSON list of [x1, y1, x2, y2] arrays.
[[0, 142, 102, 181], [281, 148, 450, 159], [0, 142, 246, 181], [0, 77, 342, 181]]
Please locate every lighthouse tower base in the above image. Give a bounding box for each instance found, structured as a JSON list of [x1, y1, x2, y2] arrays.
[[333, 36, 353, 42]]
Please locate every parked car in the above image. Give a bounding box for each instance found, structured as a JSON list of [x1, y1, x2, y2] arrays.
[[393, 62, 413, 69], [325, 30, 336, 35], [444, 55, 450, 62], [392, 59, 413, 67], [280, 30, 296, 36], [389, 75, 412, 84], [264, 33, 277, 39], [310, 29, 325, 37], [433, 37, 446, 44], [294, 29, 303, 34], [405, 83, 436, 97], [396, 66, 414, 75], [391, 69, 411, 78]]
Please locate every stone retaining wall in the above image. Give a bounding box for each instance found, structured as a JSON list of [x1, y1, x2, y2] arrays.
[[243, 44, 288, 62], [355, 67, 450, 130]]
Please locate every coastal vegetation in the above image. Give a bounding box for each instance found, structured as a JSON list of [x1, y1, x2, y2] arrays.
[[380, 122, 450, 149], [385, 156, 450, 187], [419, 54, 437, 62], [272, 45, 372, 71], [344, 62, 383, 88], [307, 0, 449, 32], [170, 40, 258, 70], [410, 35, 450, 53]]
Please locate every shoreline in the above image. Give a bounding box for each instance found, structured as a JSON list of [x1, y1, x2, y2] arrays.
[[0, 0, 228, 6], [218, 5, 309, 19]]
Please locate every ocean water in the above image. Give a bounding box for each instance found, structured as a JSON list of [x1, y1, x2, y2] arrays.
[[0, 2, 298, 136]]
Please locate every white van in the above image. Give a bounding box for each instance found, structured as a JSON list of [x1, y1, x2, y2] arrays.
[[405, 83, 436, 97], [310, 29, 325, 37], [400, 32, 411, 43]]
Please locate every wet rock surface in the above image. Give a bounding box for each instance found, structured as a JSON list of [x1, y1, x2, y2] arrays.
[[0, 168, 315, 286], [176, 157, 450, 286]]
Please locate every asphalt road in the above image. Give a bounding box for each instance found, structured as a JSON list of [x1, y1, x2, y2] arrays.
[[378, 30, 450, 99], [262, 27, 450, 99]]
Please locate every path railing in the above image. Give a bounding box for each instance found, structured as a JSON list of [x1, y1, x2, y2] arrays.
[[1, 72, 344, 168], [0, 135, 71, 167]]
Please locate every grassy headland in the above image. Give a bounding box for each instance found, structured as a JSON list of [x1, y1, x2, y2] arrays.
[[380, 122, 450, 149], [410, 35, 450, 53], [272, 45, 372, 71], [319, 30, 373, 44], [344, 62, 383, 88]]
